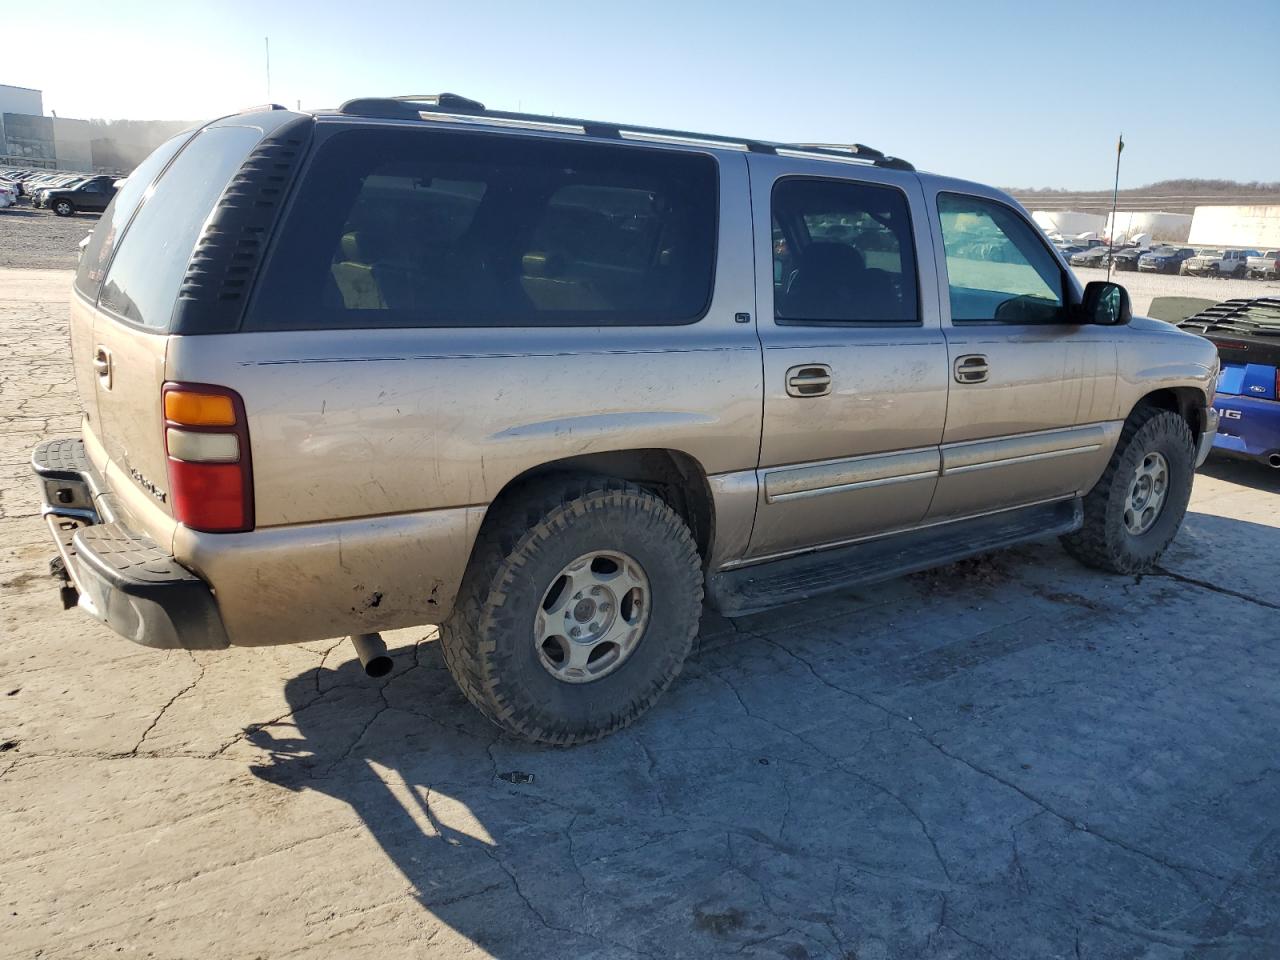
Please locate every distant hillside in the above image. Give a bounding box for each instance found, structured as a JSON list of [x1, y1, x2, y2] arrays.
[[1005, 179, 1280, 215]]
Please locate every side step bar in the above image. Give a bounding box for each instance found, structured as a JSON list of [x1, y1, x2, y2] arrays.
[[707, 498, 1083, 618]]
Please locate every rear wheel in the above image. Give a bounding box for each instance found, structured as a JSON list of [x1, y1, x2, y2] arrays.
[[439, 476, 703, 744], [52, 199, 74, 217], [1062, 406, 1195, 574]]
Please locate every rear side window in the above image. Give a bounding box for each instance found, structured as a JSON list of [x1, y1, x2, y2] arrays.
[[771, 178, 918, 324], [74, 131, 190, 299], [99, 126, 263, 329], [246, 128, 718, 329]]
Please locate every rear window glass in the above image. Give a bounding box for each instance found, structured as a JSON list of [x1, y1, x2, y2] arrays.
[[99, 125, 263, 329], [246, 128, 718, 329], [771, 178, 919, 324], [74, 131, 191, 299]]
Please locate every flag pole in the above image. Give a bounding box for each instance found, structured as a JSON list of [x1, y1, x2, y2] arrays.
[[1106, 133, 1124, 281]]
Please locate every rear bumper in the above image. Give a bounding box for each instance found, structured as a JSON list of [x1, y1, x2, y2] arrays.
[[32, 438, 229, 650], [1211, 394, 1280, 464]]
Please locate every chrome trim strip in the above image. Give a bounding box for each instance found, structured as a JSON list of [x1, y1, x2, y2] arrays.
[[941, 423, 1110, 472], [944, 443, 1102, 475], [763, 447, 940, 504], [767, 470, 937, 503]]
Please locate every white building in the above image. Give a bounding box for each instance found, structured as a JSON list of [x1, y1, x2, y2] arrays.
[[1188, 206, 1280, 249], [0, 83, 42, 116], [1031, 210, 1106, 237], [1104, 211, 1192, 244], [0, 82, 93, 171]]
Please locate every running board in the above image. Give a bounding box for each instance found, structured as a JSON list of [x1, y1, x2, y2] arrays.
[[707, 498, 1083, 617]]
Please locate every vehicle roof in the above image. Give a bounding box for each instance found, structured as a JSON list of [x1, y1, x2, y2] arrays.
[[229, 102, 1023, 214]]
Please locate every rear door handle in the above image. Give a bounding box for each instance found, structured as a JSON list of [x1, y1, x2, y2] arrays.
[[93, 345, 112, 389], [785, 364, 832, 398], [954, 354, 988, 384]]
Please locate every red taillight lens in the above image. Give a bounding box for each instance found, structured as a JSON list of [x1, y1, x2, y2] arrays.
[[162, 383, 253, 533]]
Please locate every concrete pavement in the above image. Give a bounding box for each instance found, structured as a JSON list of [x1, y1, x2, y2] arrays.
[[2, 268, 1278, 959]]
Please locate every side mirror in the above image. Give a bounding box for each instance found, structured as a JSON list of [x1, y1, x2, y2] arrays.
[[1079, 280, 1132, 325]]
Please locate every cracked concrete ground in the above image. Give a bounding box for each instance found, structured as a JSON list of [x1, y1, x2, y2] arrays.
[[2, 266, 1279, 959]]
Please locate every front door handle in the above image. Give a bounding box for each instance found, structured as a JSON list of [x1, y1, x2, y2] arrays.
[[954, 354, 988, 384], [785, 364, 832, 398], [93, 345, 112, 389]]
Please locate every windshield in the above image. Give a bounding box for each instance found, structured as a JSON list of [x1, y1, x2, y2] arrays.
[[1198, 249, 1224, 257]]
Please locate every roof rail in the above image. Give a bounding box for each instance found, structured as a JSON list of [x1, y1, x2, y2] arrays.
[[333, 93, 914, 171]]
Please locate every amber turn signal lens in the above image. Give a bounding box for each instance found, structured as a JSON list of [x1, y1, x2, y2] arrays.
[[164, 390, 236, 426]]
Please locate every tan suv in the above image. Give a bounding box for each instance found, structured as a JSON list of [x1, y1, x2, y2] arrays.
[[33, 94, 1220, 743]]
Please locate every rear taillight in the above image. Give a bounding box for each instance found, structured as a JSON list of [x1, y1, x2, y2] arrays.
[[162, 383, 253, 533]]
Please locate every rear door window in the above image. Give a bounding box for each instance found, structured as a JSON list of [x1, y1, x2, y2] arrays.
[[98, 125, 264, 329], [75, 131, 191, 300], [246, 127, 718, 329], [770, 177, 919, 324]]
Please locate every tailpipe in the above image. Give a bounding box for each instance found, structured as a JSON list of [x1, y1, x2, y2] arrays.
[[1268, 453, 1280, 469], [350, 632, 393, 678]]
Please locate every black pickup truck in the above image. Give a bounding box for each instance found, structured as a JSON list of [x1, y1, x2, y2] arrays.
[[41, 175, 119, 216]]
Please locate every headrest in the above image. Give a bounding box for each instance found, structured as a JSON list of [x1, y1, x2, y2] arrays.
[[800, 242, 865, 274], [522, 251, 567, 278], [340, 231, 365, 263]]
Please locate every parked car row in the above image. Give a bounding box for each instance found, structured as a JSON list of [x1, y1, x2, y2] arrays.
[[0, 167, 122, 215], [1056, 240, 1280, 279]]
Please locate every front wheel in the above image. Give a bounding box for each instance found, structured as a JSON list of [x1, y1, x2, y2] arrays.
[[52, 199, 74, 217], [1062, 406, 1195, 574], [440, 476, 703, 744]]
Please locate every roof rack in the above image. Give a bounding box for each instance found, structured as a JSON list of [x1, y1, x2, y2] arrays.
[[334, 94, 914, 171]]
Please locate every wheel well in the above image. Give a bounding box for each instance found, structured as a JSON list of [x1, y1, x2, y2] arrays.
[[1136, 388, 1204, 441], [484, 449, 716, 567]]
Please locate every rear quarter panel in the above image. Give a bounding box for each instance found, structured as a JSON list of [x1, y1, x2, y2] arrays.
[[164, 149, 763, 644]]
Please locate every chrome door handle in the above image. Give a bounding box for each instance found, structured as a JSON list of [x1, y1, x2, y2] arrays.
[[785, 364, 832, 398], [954, 354, 988, 384]]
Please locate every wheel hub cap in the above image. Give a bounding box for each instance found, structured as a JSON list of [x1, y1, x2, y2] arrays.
[[534, 550, 650, 684], [1124, 452, 1169, 535]]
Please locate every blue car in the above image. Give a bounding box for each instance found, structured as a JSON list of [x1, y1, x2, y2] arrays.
[[1179, 297, 1280, 468]]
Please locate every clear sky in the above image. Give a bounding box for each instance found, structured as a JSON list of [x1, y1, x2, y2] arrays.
[[6, 0, 1277, 189]]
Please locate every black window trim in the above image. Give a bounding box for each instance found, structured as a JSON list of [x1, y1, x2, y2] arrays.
[[769, 174, 923, 329], [935, 189, 1076, 327], [241, 121, 723, 332]]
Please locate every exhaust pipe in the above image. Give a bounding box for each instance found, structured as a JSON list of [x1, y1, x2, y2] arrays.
[[350, 632, 393, 678], [1268, 453, 1280, 469]]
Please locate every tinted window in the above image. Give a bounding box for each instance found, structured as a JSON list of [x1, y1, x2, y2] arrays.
[[99, 126, 263, 329], [938, 193, 1064, 323], [771, 178, 918, 324], [74, 131, 190, 299], [247, 128, 718, 329]]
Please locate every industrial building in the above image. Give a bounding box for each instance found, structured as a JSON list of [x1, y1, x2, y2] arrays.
[[1104, 211, 1192, 244], [1031, 210, 1106, 237], [0, 83, 93, 172], [1188, 205, 1280, 249]]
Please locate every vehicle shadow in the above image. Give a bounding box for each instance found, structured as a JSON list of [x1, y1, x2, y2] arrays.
[[243, 536, 1280, 958], [1199, 454, 1280, 493]]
